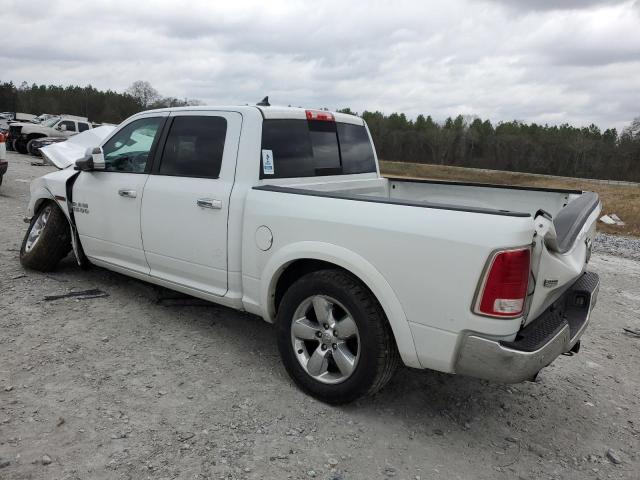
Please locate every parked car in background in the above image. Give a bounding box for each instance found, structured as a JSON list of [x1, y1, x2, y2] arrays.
[[7, 115, 92, 154]]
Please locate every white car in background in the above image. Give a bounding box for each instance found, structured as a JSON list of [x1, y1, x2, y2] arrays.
[[20, 104, 601, 403]]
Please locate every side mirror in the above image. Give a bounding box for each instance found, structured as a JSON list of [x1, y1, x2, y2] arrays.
[[75, 147, 106, 171]]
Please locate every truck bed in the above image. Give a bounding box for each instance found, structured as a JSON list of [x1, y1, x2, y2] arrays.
[[253, 174, 600, 327]]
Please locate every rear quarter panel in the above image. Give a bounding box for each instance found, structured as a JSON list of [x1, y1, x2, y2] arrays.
[[241, 188, 535, 372]]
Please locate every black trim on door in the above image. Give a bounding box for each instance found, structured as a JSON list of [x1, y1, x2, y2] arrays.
[[252, 185, 532, 217], [149, 117, 174, 175]]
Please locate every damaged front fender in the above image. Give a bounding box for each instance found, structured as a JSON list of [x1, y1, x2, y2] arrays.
[[26, 168, 86, 267]]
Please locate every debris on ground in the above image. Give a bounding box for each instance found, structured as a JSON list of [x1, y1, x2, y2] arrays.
[[609, 213, 625, 225], [41, 454, 52, 466], [622, 327, 640, 337], [606, 449, 623, 465], [44, 289, 109, 301], [600, 213, 625, 226]]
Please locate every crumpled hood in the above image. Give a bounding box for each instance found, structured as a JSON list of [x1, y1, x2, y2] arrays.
[[40, 125, 116, 169]]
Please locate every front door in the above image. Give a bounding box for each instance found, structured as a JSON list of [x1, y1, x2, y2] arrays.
[[73, 114, 167, 273], [140, 111, 242, 296]]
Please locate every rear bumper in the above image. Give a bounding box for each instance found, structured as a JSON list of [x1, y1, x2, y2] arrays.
[[455, 271, 599, 383]]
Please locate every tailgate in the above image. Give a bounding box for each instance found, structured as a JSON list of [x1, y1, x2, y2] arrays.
[[525, 191, 601, 324]]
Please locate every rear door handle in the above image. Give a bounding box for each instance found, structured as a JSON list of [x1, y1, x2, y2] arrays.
[[197, 198, 222, 210], [118, 189, 137, 198]]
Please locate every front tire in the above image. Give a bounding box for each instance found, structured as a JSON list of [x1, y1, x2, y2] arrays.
[[27, 138, 42, 156], [276, 269, 400, 404], [20, 201, 72, 271], [15, 139, 28, 154]]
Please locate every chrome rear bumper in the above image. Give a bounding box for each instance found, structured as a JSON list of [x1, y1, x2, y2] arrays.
[[455, 272, 599, 383]]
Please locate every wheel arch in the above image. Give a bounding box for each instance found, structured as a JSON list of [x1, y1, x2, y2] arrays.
[[26, 133, 46, 140], [261, 241, 420, 368], [27, 173, 88, 268]]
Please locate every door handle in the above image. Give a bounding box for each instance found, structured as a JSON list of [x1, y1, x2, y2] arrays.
[[118, 189, 137, 198], [197, 198, 222, 210]]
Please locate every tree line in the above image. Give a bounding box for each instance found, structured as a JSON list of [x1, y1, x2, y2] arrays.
[[0, 80, 199, 125], [351, 110, 640, 182], [1, 80, 638, 181]]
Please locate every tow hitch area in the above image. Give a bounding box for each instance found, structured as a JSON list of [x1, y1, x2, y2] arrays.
[[563, 340, 581, 357], [455, 271, 599, 383], [500, 272, 599, 353]]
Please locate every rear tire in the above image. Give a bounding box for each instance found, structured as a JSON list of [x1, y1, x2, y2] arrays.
[[20, 201, 72, 272], [276, 269, 400, 404]]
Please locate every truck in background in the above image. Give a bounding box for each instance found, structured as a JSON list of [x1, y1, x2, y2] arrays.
[[7, 115, 92, 154]]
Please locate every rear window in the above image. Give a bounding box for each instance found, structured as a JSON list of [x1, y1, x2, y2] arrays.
[[260, 119, 376, 179]]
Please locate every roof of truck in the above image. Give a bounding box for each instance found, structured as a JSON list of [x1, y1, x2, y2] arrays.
[[140, 105, 364, 125]]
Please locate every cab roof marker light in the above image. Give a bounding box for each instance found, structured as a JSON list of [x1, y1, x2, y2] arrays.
[[305, 110, 335, 122]]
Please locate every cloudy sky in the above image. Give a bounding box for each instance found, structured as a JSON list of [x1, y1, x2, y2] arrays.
[[2, 0, 639, 130]]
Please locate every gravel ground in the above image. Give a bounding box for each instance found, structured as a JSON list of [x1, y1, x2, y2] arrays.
[[1, 151, 639, 480], [594, 232, 640, 262]]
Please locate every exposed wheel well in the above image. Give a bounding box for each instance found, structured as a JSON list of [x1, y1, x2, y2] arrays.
[[33, 197, 50, 214], [274, 259, 352, 314], [273, 258, 388, 319]]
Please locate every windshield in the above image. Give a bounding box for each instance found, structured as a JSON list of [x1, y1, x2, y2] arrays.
[[42, 117, 60, 127]]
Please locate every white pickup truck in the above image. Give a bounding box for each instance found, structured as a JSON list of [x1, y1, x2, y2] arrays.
[[21, 105, 601, 404], [8, 115, 92, 154]]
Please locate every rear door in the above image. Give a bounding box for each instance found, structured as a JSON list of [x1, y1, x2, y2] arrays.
[[140, 111, 242, 296], [73, 113, 167, 273]]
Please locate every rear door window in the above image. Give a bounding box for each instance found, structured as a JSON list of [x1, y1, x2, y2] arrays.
[[78, 122, 90, 132], [260, 119, 376, 179], [158, 116, 227, 178]]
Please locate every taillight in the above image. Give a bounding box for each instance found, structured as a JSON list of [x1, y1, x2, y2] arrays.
[[305, 109, 335, 122], [475, 248, 531, 318]]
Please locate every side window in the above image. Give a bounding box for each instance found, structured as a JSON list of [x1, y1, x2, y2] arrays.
[[102, 117, 164, 173], [59, 120, 76, 132], [158, 116, 227, 178], [78, 122, 90, 132]]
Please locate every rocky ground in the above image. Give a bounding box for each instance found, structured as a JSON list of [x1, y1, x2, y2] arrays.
[[0, 151, 638, 480]]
